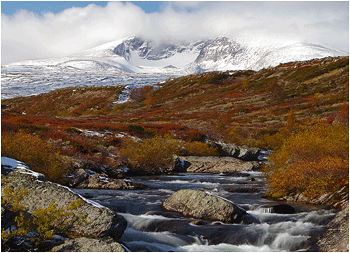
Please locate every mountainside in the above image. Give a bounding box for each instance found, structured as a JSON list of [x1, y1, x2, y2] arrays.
[[3, 56, 348, 147], [3, 36, 347, 75]]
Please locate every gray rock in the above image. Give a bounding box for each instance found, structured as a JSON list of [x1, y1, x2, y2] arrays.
[[271, 204, 296, 214], [162, 189, 259, 224], [51, 237, 125, 252], [76, 173, 149, 190], [68, 169, 89, 187], [2, 170, 127, 240], [210, 142, 262, 161], [308, 205, 349, 252], [176, 156, 260, 173]]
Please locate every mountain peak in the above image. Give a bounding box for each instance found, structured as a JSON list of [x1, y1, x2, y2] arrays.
[[4, 36, 347, 74]]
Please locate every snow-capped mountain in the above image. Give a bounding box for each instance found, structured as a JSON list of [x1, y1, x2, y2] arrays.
[[3, 36, 347, 74], [2, 36, 347, 99]]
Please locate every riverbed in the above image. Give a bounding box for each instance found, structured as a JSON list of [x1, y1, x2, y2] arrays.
[[73, 172, 335, 251]]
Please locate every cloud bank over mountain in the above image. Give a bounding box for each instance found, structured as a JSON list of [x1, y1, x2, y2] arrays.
[[2, 1, 348, 64]]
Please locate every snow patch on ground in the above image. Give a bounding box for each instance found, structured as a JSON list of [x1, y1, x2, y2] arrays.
[[1, 157, 45, 181]]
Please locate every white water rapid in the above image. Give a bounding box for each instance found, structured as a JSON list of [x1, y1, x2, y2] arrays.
[[73, 172, 335, 251]]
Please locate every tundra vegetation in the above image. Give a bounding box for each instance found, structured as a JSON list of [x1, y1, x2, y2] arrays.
[[1, 56, 349, 200]]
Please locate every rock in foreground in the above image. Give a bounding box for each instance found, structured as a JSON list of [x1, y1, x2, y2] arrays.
[[2, 169, 127, 240], [308, 205, 349, 252], [51, 237, 125, 252], [162, 189, 259, 224]]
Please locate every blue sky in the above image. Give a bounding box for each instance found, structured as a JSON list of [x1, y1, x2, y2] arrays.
[[2, 1, 349, 64], [1, 1, 164, 15]]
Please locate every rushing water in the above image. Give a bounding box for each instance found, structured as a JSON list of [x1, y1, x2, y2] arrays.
[[73, 172, 335, 252]]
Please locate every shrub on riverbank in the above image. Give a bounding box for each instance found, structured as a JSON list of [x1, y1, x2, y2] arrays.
[[120, 135, 181, 174], [1, 131, 69, 184], [264, 120, 349, 199], [181, 141, 219, 156]]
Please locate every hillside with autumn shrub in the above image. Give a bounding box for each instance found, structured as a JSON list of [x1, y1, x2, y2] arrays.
[[264, 120, 348, 201], [2, 56, 348, 201]]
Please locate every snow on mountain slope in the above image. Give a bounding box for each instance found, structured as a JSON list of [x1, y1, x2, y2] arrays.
[[2, 36, 347, 99], [189, 37, 347, 72], [3, 36, 347, 74]]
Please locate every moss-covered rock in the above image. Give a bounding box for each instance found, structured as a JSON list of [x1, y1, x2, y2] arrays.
[[2, 170, 127, 240]]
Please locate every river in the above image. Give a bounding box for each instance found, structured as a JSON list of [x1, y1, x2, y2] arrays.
[[73, 171, 335, 252]]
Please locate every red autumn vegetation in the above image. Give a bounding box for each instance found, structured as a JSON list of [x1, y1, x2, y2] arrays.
[[1, 56, 348, 199]]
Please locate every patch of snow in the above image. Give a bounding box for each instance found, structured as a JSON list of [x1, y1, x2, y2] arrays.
[[99, 176, 109, 183], [120, 166, 130, 173], [59, 183, 107, 209], [79, 129, 105, 138], [79, 195, 106, 209], [1, 157, 45, 180], [85, 169, 97, 176]]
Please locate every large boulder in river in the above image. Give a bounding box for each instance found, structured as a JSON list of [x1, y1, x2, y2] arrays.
[[2, 167, 127, 240], [162, 189, 259, 224], [176, 156, 260, 173], [209, 142, 261, 161], [51, 237, 125, 252]]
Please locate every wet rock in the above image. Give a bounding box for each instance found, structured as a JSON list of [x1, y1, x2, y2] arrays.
[[209, 142, 262, 161], [176, 156, 260, 173], [308, 205, 349, 252], [222, 171, 251, 177], [269, 204, 296, 214], [191, 220, 208, 226], [172, 157, 191, 172], [68, 169, 89, 187], [162, 189, 259, 224], [226, 187, 261, 193], [276, 185, 349, 209], [76, 173, 149, 190], [51, 237, 125, 252], [2, 170, 127, 240]]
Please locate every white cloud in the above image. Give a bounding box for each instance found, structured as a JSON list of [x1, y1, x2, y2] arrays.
[[2, 1, 348, 64]]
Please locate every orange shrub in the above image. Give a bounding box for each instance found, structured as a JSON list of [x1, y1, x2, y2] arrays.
[[265, 120, 349, 198], [120, 135, 181, 174], [1, 131, 69, 184]]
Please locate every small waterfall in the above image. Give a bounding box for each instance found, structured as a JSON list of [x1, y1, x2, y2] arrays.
[[73, 173, 335, 252]]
